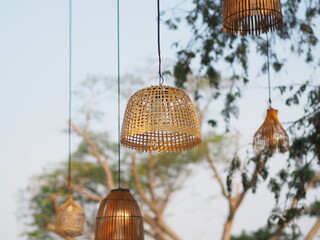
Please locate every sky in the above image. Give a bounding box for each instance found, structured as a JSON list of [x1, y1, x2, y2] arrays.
[[0, 0, 319, 240]]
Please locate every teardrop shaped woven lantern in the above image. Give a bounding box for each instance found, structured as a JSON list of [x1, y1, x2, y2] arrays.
[[56, 194, 85, 237], [222, 0, 283, 35], [253, 108, 289, 154], [95, 188, 144, 240], [121, 85, 201, 152]]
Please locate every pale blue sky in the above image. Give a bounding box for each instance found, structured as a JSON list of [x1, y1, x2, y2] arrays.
[[0, 0, 319, 240]]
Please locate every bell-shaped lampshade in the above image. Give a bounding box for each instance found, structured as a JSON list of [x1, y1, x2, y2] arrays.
[[121, 85, 201, 152], [222, 0, 283, 35], [253, 108, 289, 154], [56, 194, 85, 237], [94, 188, 144, 240]]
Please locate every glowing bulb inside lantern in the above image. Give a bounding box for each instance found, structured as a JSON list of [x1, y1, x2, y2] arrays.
[[117, 210, 130, 218]]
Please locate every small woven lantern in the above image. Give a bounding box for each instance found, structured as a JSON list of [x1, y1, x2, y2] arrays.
[[253, 108, 289, 154], [56, 194, 85, 237], [121, 85, 201, 152], [95, 188, 144, 240], [222, 0, 283, 35]]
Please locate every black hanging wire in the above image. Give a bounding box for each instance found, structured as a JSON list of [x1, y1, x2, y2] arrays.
[[266, 32, 272, 108], [67, 0, 72, 191], [157, 0, 164, 86], [117, 0, 121, 188]]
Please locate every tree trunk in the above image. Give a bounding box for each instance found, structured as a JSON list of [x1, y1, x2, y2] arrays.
[[222, 218, 234, 240], [305, 218, 320, 240]]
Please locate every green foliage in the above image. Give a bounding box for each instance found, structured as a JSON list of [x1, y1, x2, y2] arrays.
[[231, 225, 302, 240], [226, 153, 269, 195], [308, 201, 320, 217], [267, 85, 320, 233], [21, 160, 106, 239], [231, 227, 272, 240], [21, 126, 231, 239], [167, 0, 320, 124]]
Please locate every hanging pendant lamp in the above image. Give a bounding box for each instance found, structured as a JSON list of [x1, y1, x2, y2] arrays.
[[56, 0, 85, 237], [95, 189, 144, 240], [253, 108, 289, 153], [95, 1, 145, 239], [252, 34, 289, 153], [222, 0, 283, 35], [121, 85, 201, 152], [121, 0, 201, 152], [57, 195, 85, 237]]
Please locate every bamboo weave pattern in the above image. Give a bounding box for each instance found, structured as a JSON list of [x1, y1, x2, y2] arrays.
[[121, 85, 201, 152], [223, 0, 283, 35], [95, 188, 144, 240], [253, 108, 289, 154], [56, 195, 85, 237]]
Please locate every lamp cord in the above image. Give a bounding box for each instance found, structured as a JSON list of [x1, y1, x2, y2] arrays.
[[67, 0, 72, 191], [157, 0, 164, 86], [266, 32, 272, 108], [117, 0, 121, 188]]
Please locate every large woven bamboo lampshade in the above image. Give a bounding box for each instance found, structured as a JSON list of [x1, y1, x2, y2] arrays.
[[253, 108, 289, 154], [94, 188, 144, 240], [121, 85, 201, 152], [222, 0, 283, 35], [56, 194, 85, 237]]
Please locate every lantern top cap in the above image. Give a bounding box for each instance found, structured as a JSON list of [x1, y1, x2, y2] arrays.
[[111, 188, 130, 192], [267, 107, 278, 112]]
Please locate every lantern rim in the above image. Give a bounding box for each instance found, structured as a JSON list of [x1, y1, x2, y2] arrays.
[[222, 0, 283, 35], [223, 12, 283, 34]]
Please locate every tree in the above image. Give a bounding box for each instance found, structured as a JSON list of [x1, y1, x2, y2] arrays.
[[165, 1, 320, 239], [20, 0, 320, 236], [266, 84, 320, 240], [231, 226, 301, 240], [167, 0, 319, 123], [20, 76, 232, 240], [21, 74, 319, 240]]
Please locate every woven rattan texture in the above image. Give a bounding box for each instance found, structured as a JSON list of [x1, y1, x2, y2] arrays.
[[56, 195, 85, 237], [95, 189, 144, 240], [121, 85, 201, 152], [222, 0, 283, 35], [253, 108, 289, 154]]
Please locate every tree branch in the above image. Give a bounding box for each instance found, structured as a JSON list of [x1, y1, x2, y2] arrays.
[[305, 218, 320, 240], [69, 182, 103, 202], [221, 154, 269, 240], [131, 152, 160, 216], [146, 153, 157, 203], [143, 215, 170, 240], [235, 154, 269, 210], [50, 194, 59, 214], [159, 189, 174, 214], [132, 153, 181, 240], [268, 172, 320, 240], [205, 148, 229, 199], [71, 121, 115, 190]]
